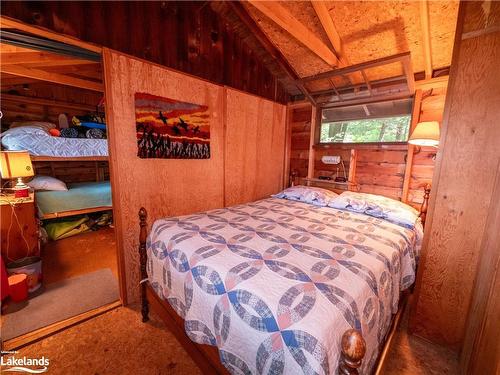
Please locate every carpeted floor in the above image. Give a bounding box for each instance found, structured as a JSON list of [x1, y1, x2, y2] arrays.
[[2, 268, 119, 340], [3, 303, 459, 374]]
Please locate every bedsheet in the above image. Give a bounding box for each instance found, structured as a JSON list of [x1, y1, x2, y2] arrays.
[[35, 181, 112, 217], [1, 127, 108, 157], [147, 197, 423, 374]]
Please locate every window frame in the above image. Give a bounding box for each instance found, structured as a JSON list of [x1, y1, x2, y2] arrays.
[[315, 97, 415, 146]]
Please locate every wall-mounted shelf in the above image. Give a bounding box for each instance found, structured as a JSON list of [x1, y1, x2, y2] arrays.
[[303, 177, 360, 191]]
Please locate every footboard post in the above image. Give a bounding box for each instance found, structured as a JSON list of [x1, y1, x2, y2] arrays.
[[138, 207, 149, 323], [338, 329, 366, 375]]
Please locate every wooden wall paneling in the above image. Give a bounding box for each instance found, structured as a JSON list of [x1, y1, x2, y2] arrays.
[[103, 49, 225, 303], [0, 3, 289, 103], [410, 2, 500, 350], [224, 88, 286, 206], [460, 159, 500, 375], [402, 89, 423, 203]]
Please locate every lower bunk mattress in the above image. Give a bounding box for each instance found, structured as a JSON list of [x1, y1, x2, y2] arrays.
[[146, 197, 423, 374], [35, 181, 112, 219]]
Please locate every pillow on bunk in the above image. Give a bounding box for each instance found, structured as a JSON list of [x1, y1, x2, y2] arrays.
[[273, 185, 338, 206], [28, 176, 68, 191], [328, 191, 419, 228], [9, 121, 56, 132]]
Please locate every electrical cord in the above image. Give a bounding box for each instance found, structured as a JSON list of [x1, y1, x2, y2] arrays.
[[0, 193, 32, 262]]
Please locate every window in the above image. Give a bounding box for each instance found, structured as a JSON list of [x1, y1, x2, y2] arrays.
[[319, 98, 413, 144]]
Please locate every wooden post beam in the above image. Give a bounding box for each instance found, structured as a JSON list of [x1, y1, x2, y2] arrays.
[[1, 64, 103, 92], [348, 149, 358, 191], [307, 105, 318, 179], [402, 89, 423, 203], [247, 1, 339, 67], [420, 0, 433, 79]]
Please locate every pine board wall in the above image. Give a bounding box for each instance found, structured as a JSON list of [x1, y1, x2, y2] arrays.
[[289, 86, 447, 207], [410, 1, 500, 360], [103, 49, 286, 303]]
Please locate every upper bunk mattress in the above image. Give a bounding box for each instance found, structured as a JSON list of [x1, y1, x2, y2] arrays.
[[146, 197, 423, 374], [35, 181, 112, 217], [1, 126, 108, 158]]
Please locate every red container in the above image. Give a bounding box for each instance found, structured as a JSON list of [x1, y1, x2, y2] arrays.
[[8, 273, 28, 302]]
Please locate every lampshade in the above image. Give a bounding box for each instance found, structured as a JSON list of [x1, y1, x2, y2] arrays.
[[0, 151, 34, 179], [408, 121, 440, 147]]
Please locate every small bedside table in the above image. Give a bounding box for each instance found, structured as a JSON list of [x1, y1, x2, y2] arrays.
[[0, 192, 40, 263]]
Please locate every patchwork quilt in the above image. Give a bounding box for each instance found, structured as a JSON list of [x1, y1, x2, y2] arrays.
[[147, 197, 423, 374]]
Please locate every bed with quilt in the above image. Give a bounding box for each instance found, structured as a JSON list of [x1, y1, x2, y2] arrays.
[[140, 186, 425, 374]]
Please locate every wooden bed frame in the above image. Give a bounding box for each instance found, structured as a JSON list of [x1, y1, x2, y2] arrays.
[[137, 185, 431, 374]]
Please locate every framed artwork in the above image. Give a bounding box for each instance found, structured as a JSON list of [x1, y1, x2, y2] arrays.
[[135, 93, 210, 159]]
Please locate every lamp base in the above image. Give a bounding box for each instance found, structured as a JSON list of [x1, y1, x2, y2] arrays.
[[14, 188, 29, 198], [14, 177, 30, 198]]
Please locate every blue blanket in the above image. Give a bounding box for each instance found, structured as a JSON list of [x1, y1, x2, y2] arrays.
[[36, 181, 112, 217]]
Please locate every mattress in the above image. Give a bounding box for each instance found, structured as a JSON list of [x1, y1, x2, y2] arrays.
[[35, 181, 112, 217], [147, 197, 423, 374], [1, 126, 108, 158]]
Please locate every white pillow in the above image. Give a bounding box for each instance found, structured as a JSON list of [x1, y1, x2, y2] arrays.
[[329, 191, 419, 228], [10, 121, 56, 132], [27, 176, 68, 191], [273, 185, 338, 206]]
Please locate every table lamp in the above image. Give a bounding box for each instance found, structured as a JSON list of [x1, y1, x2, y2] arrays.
[[0, 151, 34, 198], [408, 121, 440, 147]]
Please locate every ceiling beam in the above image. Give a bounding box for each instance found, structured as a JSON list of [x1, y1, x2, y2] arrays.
[[300, 52, 411, 83], [415, 76, 449, 91], [247, 1, 339, 67], [310, 1, 346, 65], [228, 1, 316, 104], [420, 0, 433, 79], [1, 93, 96, 112], [1, 51, 98, 66], [0, 15, 102, 54], [1, 65, 103, 92]]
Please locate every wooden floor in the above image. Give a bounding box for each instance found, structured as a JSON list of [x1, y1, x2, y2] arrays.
[[42, 227, 118, 285], [4, 302, 459, 375]]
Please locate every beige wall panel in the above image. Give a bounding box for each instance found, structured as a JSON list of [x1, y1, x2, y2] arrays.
[[103, 50, 225, 302], [224, 88, 286, 205]]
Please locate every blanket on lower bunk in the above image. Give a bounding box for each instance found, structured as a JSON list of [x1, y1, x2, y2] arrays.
[[35, 181, 112, 218]]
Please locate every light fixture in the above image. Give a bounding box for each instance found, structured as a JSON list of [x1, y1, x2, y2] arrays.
[[0, 151, 34, 198], [320, 155, 347, 182], [408, 121, 440, 147]]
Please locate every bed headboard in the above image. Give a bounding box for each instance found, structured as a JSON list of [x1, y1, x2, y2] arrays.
[[288, 171, 432, 226]]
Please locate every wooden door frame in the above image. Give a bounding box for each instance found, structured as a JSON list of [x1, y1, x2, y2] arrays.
[[0, 16, 127, 305]]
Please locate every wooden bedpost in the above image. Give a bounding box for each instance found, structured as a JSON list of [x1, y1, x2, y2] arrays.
[[419, 184, 431, 226], [138, 207, 149, 323], [338, 329, 366, 375]]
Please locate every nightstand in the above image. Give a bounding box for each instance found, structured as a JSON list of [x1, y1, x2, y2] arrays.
[[0, 193, 40, 263]]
